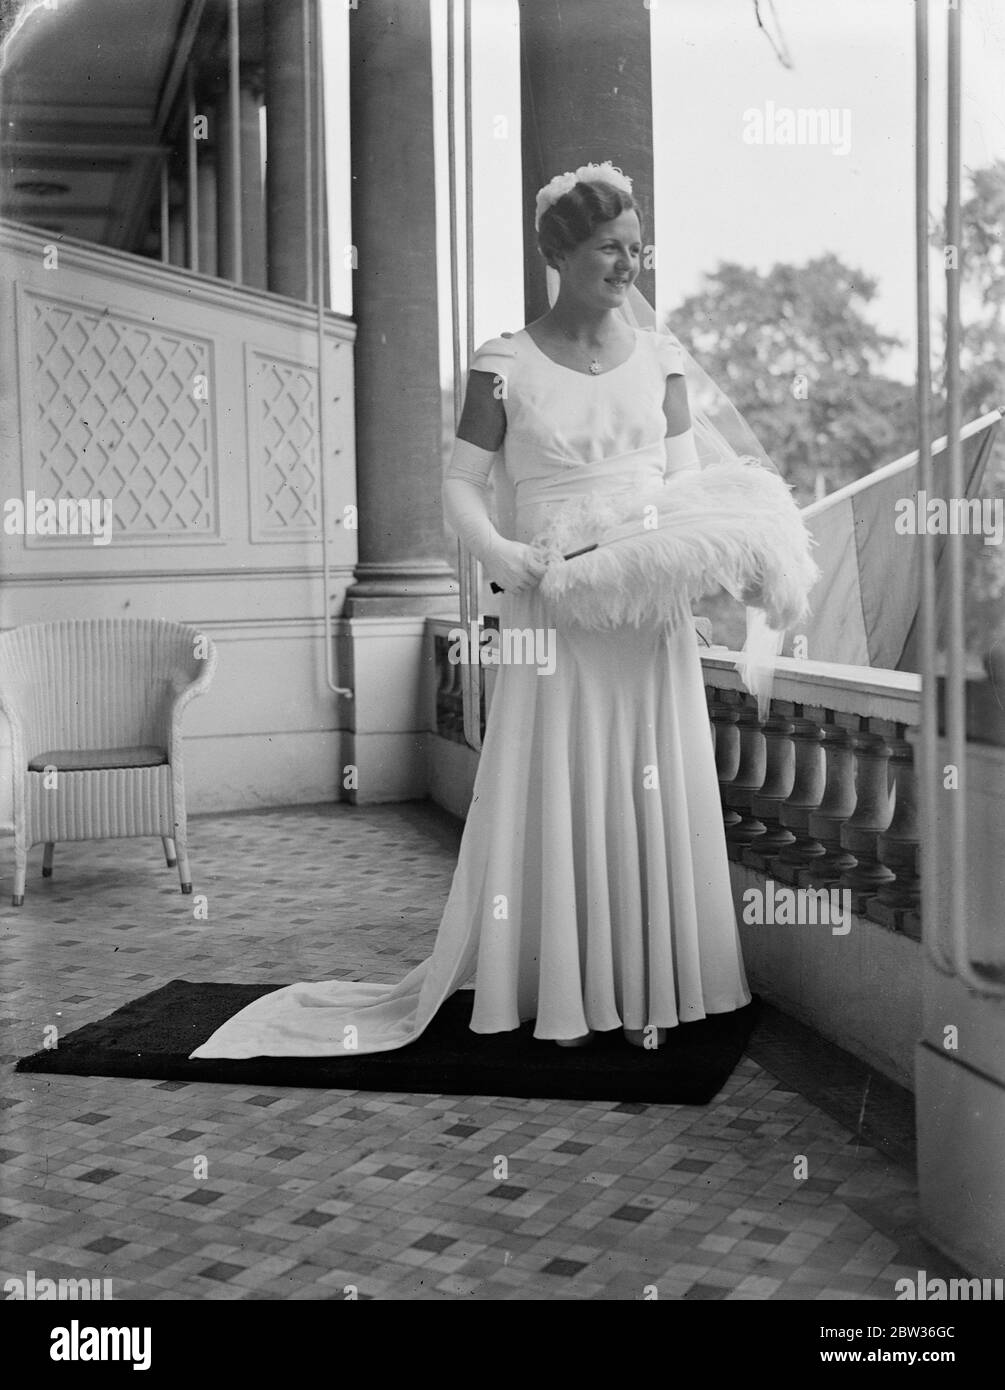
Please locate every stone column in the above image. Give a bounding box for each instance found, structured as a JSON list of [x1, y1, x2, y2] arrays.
[[519, 0, 656, 321], [215, 88, 239, 282], [216, 68, 267, 288], [264, 0, 314, 301], [343, 0, 457, 615], [240, 72, 267, 289], [168, 201, 186, 267], [197, 155, 218, 279]]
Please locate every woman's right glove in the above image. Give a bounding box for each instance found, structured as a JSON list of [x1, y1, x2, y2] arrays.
[[480, 533, 547, 594], [443, 438, 545, 594]]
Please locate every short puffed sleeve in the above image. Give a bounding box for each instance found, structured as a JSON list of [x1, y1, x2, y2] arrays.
[[470, 333, 517, 380], [654, 333, 686, 379]]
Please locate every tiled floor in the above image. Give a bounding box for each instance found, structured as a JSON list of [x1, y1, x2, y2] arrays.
[[0, 801, 964, 1300]]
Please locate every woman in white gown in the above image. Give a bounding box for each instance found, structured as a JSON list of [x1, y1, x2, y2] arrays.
[[192, 164, 804, 1062]]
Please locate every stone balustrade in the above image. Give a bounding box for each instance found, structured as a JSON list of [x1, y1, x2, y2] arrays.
[[704, 651, 922, 940], [432, 618, 493, 745]]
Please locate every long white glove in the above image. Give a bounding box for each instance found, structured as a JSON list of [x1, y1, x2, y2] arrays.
[[664, 425, 701, 476], [444, 438, 546, 593]]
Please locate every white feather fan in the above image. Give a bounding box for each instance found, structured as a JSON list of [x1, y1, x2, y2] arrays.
[[530, 459, 820, 634]]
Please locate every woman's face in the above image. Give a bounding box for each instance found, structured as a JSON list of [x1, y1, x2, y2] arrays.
[[553, 209, 642, 311]]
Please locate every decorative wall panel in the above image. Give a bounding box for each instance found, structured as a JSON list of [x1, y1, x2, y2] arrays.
[[248, 349, 322, 541], [22, 289, 218, 541]]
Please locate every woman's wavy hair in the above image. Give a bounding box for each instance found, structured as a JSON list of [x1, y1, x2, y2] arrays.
[[536, 179, 643, 269]]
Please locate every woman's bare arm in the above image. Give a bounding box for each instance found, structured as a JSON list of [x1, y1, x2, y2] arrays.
[[457, 369, 507, 452], [662, 374, 700, 474]]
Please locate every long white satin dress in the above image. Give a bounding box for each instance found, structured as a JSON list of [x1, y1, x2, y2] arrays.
[[192, 327, 750, 1059]]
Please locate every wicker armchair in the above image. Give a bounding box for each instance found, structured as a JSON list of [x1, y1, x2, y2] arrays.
[[0, 619, 217, 906]]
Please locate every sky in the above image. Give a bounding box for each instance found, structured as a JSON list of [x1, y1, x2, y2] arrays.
[[650, 0, 1005, 381], [321, 0, 1005, 387]]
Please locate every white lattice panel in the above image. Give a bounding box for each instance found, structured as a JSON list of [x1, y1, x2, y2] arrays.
[[23, 290, 218, 539], [248, 350, 323, 540]]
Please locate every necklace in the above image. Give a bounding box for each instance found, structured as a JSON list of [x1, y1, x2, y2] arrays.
[[552, 316, 605, 375]]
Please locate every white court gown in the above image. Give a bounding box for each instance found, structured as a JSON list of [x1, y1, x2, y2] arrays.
[[192, 327, 751, 1058]]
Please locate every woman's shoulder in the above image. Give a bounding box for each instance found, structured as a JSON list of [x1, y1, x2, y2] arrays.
[[470, 332, 521, 376], [638, 328, 687, 378]]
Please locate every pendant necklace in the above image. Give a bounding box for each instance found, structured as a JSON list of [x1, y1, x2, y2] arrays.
[[554, 317, 605, 375]]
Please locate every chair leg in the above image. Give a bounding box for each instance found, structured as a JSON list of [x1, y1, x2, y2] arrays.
[[175, 838, 193, 895], [162, 837, 177, 868], [42, 843, 55, 878], [12, 845, 27, 907]]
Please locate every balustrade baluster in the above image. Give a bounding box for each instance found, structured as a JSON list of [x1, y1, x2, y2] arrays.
[[867, 724, 922, 937], [744, 705, 796, 869], [771, 707, 826, 883], [434, 634, 465, 742], [698, 665, 924, 938], [839, 718, 896, 909], [802, 713, 858, 886], [708, 689, 741, 832], [724, 696, 767, 858]]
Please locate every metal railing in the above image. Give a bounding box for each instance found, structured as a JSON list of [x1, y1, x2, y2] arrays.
[[916, 0, 1003, 996], [447, 0, 482, 752]]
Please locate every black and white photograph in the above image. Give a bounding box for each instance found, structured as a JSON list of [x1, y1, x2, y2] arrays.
[[0, 0, 1003, 1352]]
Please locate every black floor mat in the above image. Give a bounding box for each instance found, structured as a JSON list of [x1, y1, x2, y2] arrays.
[[16, 980, 760, 1105]]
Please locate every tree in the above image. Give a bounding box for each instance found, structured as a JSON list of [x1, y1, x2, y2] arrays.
[[666, 254, 918, 506], [669, 190, 1005, 659]]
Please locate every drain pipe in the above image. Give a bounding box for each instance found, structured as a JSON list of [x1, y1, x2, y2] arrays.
[[314, 0, 352, 701]]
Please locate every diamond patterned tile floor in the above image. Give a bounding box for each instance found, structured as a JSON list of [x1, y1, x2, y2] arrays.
[[0, 801, 964, 1301]]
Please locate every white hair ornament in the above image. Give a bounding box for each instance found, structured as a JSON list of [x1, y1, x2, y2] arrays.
[[534, 161, 634, 230]]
